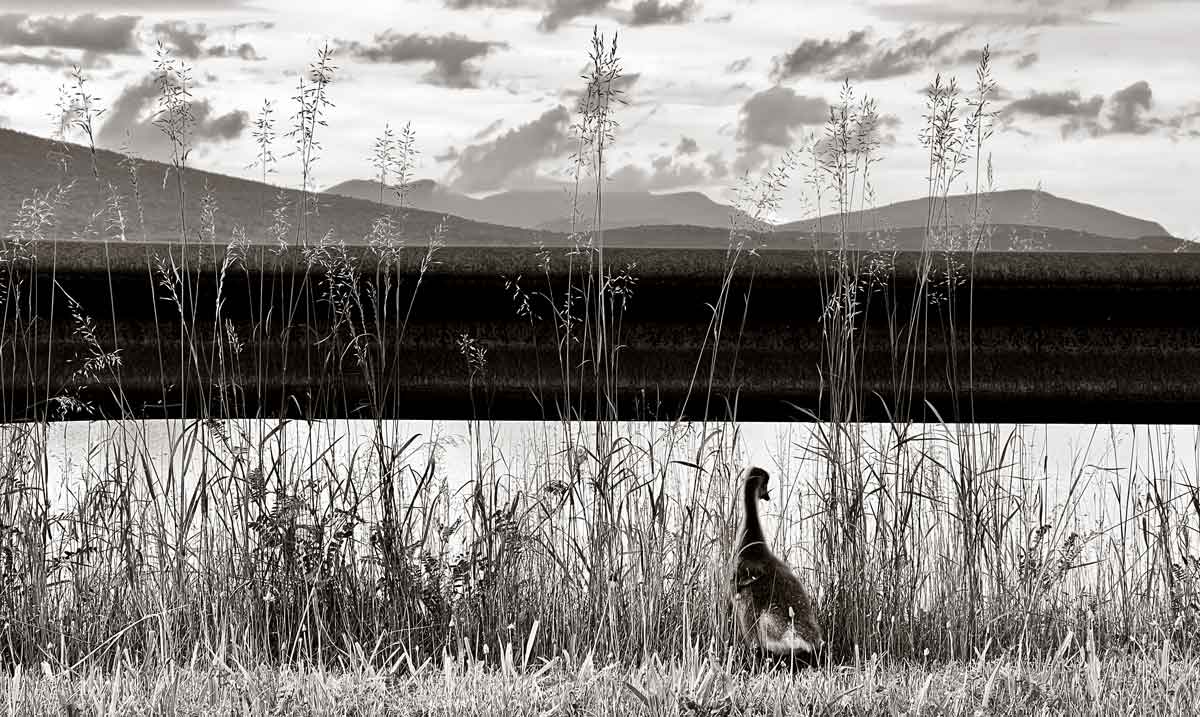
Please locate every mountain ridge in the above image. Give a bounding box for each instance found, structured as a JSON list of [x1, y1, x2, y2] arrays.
[[0, 128, 1188, 252], [325, 177, 1171, 241]]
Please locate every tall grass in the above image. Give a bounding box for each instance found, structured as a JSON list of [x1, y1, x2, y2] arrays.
[[0, 29, 1195, 682]]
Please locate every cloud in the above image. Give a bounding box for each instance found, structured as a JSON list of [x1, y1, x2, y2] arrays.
[[444, 0, 530, 6], [0, 79, 14, 95], [875, 0, 1200, 26], [0, 0, 246, 8], [340, 31, 506, 89], [1003, 88, 1104, 137], [878, 112, 902, 145], [0, 47, 110, 68], [608, 135, 723, 191], [628, 0, 698, 26], [770, 30, 869, 81], [732, 86, 827, 175], [208, 42, 261, 60], [153, 21, 265, 61], [153, 20, 205, 58], [704, 151, 728, 179], [1107, 80, 1152, 134], [538, 0, 613, 33], [228, 20, 274, 32], [0, 12, 139, 53], [96, 73, 248, 160], [725, 56, 751, 73], [953, 45, 1029, 68], [1006, 89, 1104, 119], [737, 86, 827, 148], [865, 0, 1099, 26], [445, 105, 572, 192], [472, 118, 504, 140], [771, 27, 966, 82], [835, 27, 965, 80], [609, 157, 706, 191], [561, 70, 640, 108], [1003, 81, 1166, 138]]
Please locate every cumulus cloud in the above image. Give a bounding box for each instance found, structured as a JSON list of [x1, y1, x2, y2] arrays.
[[607, 134, 722, 191], [1003, 81, 1170, 138], [445, 105, 572, 192], [877, 112, 902, 145], [1003, 88, 1104, 137], [538, 0, 613, 33], [704, 151, 728, 179], [561, 70, 640, 108], [1006, 89, 1104, 119], [737, 86, 827, 148], [0, 47, 110, 68], [0, 12, 139, 53], [732, 86, 828, 175], [839, 27, 965, 80], [96, 73, 248, 160], [771, 27, 966, 82], [444, 0, 531, 6], [340, 31, 506, 88], [472, 118, 504, 140], [1015, 51, 1038, 69], [865, 0, 1100, 27], [0, 0, 247, 8], [152, 21, 265, 60], [609, 156, 706, 191], [1107, 80, 1153, 134], [725, 56, 751, 73], [628, 0, 698, 26], [208, 42, 261, 60], [153, 20, 206, 58], [770, 30, 869, 81]]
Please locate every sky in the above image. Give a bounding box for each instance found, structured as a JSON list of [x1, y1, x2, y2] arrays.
[[0, 0, 1198, 236]]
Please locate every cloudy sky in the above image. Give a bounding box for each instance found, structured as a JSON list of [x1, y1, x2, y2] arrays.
[[0, 0, 1197, 236]]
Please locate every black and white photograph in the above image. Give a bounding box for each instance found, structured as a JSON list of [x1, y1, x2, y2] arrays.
[[1, 0, 1199, 713]]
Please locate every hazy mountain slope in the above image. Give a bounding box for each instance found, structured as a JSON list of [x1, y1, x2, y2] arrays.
[[0, 128, 538, 247], [780, 189, 1169, 240], [1, 128, 1190, 252], [325, 179, 755, 232]]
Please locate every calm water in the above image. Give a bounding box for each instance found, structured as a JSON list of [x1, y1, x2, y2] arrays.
[[24, 420, 1200, 544]]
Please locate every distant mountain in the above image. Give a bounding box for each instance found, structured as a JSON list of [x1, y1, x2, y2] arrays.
[[0, 128, 539, 248], [779, 189, 1169, 241], [0, 128, 1191, 253], [325, 178, 757, 232]]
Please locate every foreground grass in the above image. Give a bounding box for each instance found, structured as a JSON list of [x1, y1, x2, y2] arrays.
[[7, 648, 1200, 716]]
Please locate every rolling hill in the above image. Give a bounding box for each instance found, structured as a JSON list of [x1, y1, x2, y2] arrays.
[[779, 189, 1169, 240], [324, 178, 757, 232], [0, 127, 1192, 252]]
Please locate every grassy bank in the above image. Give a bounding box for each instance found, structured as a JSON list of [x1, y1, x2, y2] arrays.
[[6, 647, 1200, 716]]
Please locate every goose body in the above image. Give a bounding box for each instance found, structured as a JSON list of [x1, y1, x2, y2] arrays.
[[731, 466, 822, 658]]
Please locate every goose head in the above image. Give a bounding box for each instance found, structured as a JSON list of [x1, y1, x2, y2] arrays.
[[742, 465, 771, 502]]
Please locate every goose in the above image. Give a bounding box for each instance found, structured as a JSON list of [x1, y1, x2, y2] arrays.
[[731, 465, 822, 663]]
